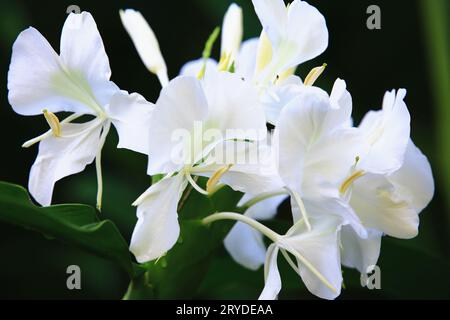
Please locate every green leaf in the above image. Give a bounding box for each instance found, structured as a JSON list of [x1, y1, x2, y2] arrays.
[[0, 181, 143, 278]]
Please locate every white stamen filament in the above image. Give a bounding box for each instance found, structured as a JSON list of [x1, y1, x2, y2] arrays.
[[185, 170, 209, 195], [202, 212, 281, 243], [95, 121, 111, 211], [289, 189, 312, 231], [22, 113, 83, 148]]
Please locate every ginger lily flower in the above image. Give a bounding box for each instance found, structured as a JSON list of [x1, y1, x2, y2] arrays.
[[204, 213, 343, 300], [252, 0, 328, 84], [275, 80, 366, 234], [338, 90, 434, 273], [130, 70, 268, 262], [8, 12, 153, 208]]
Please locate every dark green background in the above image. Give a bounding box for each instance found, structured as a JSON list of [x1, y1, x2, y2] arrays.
[[0, 0, 449, 299]]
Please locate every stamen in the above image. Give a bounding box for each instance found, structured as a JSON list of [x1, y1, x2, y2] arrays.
[[185, 171, 209, 195], [206, 164, 233, 193], [289, 189, 312, 231], [22, 113, 82, 148], [304, 63, 327, 86], [43, 109, 61, 137], [95, 121, 111, 211], [339, 170, 365, 194], [217, 53, 232, 71]]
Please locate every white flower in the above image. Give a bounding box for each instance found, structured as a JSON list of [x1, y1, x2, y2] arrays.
[[259, 217, 343, 300], [252, 0, 328, 84], [204, 212, 343, 300], [120, 9, 169, 86], [339, 90, 434, 273], [275, 80, 366, 233], [130, 70, 269, 262], [8, 12, 153, 208]]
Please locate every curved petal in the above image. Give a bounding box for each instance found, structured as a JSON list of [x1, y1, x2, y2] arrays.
[[358, 89, 411, 174], [8, 27, 97, 116], [283, 216, 342, 300], [179, 58, 217, 77], [387, 139, 434, 212], [340, 225, 382, 274], [147, 76, 209, 175], [120, 9, 168, 86], [107, 91, 154, 155], [252, 0, 287, 48], [284, 0, 328, 67], [224, 220, 266, 271], [28, 118, 104, 206], [130, 173, 188, 263], [350, 173, 419, 239], [329, 78, 352, 127], [258, 244, 281, 300], [60, 12, 111, 83]]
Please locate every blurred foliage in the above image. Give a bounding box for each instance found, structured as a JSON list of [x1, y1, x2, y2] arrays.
[[0, 0, 449, 299]]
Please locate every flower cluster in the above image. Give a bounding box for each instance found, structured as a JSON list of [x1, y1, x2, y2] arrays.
[[7, 0, 434, 299]]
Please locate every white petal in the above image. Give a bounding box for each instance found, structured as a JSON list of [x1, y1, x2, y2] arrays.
[[8, 27, 98, 116], [130, 173, 188, 263], [387, 139, 434, 212], [107, 91, 154, 155], [179, 58, 217, 77], [197, 139, 284, 194], [284, 216, 342, 300], [224, 219, 266, 271], [329, 78, 352, 127], [60, 12, 112, 84], [120, 9, 168, 86], [298, 195, 367, 238], [260, 80, 303, 125], [202, 70, 267, 139], [276, 87, 362, 196], [221, 4, 243, 59], [147, 76, 209, 175], [28, 119, 104, 206], [258, 244, 282, 300], [284, 0, 328, 67], [351, 173, 419, 239], [235, 38, 259, 80], [252, 0, 287, 48], [358, 89, 410, 174], [340, 225, 382, 274], [224, 193, 286, 270]]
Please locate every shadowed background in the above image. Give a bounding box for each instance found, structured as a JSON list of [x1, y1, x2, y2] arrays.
[[0, 0, 449, 299]]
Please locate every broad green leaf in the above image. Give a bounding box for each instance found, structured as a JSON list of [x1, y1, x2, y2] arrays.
[[0, 181, 143, 278]]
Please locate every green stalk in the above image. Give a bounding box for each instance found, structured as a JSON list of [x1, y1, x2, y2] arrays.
[[420, 0, 450, 235]]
